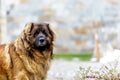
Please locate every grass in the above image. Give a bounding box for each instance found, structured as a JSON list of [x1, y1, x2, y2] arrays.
[[54, 52, 92, 61]]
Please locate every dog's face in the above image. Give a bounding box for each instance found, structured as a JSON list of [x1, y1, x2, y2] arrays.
[[24, 23, 54, 51]]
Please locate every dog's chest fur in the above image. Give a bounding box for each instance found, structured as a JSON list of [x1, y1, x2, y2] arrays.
[[0, 39, 52, 80]]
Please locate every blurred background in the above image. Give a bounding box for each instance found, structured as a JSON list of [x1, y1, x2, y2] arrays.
[[1, 0, 120, 79]]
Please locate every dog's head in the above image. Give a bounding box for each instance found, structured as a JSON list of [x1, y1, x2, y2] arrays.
[[23, 23, 54, 51]]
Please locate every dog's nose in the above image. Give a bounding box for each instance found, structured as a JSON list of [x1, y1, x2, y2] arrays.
[[39, 37, 45, 43]]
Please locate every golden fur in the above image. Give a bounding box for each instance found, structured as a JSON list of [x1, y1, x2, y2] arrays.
[[0, 23, 54, 80]]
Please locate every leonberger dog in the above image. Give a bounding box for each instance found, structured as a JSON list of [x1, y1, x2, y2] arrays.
[[0, 23, 54, 80]]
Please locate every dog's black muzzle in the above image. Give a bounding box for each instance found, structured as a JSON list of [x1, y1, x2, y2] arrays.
[[34, 32, 47, 47]]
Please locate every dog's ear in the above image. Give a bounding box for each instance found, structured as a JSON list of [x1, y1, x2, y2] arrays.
[[24, 23, 34, 34], [46, 24, 54, 41]]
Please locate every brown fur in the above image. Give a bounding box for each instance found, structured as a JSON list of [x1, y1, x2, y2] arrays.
[[0, 23, 54, 80]]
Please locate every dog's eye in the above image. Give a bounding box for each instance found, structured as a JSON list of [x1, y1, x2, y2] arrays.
[[42, 29, 45, 33], [42, 29, 48, 35], [34, 31, 39, 37]]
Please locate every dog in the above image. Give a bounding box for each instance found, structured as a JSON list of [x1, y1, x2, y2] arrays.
[[0, 22, 54, 80]]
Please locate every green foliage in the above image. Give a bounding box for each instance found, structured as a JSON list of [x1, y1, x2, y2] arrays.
[[54, 53, 92, 61]]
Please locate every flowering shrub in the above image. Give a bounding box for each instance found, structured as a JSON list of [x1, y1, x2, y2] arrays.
[[75, 61, 120, 80]]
